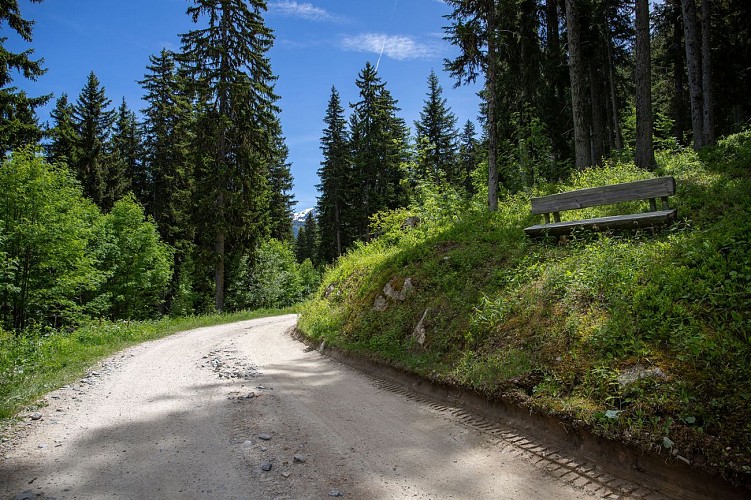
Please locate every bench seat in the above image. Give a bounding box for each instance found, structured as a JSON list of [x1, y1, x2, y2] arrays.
[[524, 176, 677, 238], [524, 209, 677, 237]]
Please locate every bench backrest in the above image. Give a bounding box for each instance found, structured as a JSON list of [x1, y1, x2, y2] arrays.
[[531, 176, 676, 215]]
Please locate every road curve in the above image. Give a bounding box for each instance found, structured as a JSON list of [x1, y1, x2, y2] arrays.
[[1, 315, 603, 499]]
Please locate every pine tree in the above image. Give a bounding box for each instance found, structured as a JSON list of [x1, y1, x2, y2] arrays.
[[458, 120, 481, 196], [111, 98, 142, 198], [0, 0, 49, 153], [295, 212, 317, 264], [73, 72, 116, 208], [414, 70, 458, 185], [180, 0, 280, 312], [316, 86, 350, 263], [267, 120, 294, 242], [46, 93, 78, 165], [139, 49, 193, 242], [349, 62, 408, 241]]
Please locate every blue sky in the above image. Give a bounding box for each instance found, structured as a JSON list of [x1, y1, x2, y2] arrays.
[[8, 0, 483, 211]]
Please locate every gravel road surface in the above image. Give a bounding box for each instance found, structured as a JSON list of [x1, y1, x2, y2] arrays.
[[1, 315, 609, 499]]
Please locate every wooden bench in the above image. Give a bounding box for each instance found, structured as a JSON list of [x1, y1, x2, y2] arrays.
[[524, 176, 677, 237]]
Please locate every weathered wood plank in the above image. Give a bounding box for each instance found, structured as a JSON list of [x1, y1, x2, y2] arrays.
[[530, 177, 675, 214], [524, 209, 677, 237]]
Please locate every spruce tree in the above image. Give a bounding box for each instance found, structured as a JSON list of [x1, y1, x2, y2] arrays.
[[0, 0, 49, 153], [111, 98, 142, 198], [316, 86, 350, 263], [458, 120, 481, 196], [46, 93, 78, 165], [180, 0, 280, 312], [349, 62, 408, 241], [73, 72, 116, 208], [139, 49, 194, 242], [295, 212, 317, 264], [267, 120, 294, 242], [414, 70, 458, 185]]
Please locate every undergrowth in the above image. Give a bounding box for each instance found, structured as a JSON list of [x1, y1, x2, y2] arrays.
[[298, 131, 751, 483]]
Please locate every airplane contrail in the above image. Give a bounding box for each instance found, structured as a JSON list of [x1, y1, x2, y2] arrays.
[[376, 0, 399, 71]]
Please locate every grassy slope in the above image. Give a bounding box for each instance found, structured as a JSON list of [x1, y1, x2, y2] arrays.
[[0, 307, 297, 421], [298, 131, 751, 484]]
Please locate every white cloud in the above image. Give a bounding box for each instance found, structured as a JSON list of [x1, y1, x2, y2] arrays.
[[340, 33, 439, 61], [268, 1, 343, 23]]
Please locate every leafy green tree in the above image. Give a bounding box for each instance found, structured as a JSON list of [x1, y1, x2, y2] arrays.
[[46, 93, 78, 165], [228, 239, 301, 310], [0, 0, 49, 154], [0, 147, 101, 331], [316, 86, 350, 262], [73, 72, 116, 208], [297, 258, 320, 298], [414, 70, 458, 185], [93, 195, 173, 320], [180, 0, 280, 312], [349, 62, 409, 240]]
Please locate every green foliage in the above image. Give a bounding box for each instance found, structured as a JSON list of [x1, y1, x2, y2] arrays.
[[180, 0, 281, 311], [229, 239, 318, 311], [0, 148, 101, 330], [298, 130, 751, 480], [93, 195, 173, 320], [72, 72, 117, 209], [0, 0, 49, 154]]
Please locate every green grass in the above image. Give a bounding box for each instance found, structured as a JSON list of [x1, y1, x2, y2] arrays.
[[298, 131, 751, 483], [0, 307, 297, 421]]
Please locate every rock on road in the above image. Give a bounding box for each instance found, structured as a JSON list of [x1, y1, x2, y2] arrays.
[[1, 315, 604, 499]]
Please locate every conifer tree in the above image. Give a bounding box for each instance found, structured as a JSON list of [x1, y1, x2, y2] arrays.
[[349, 62, 408, 241], [316, 86, 350, 263], [180, 0, 281, 312], [414, 70, 458, 185], [73, 72, 116, 208], [267, 121, 294, 242], [111, 98, 142, 198], [458, 120, 481, 196], [0, 0, 49, 153], [139, 49, 193, 242], [46, 93, 78, 165], [444, 0, 500, 209], [295, 212, 317, 264]]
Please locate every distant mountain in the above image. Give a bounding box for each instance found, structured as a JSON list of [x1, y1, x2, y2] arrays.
[[292, 208, 315, 237]]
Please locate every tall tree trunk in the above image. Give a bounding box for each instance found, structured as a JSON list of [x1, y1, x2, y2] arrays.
[[215, 228, 225, 313], [565, 0, 592, 169], [700, 0, 714, 145], [635, 0, 656, 169], [607, 38, 624, 151], [672, 0, 688, 143], [487, 0, 499, 211], [589, 60, 607, 165], [545, 0, 566, 162], [681, 0, 704, 149]]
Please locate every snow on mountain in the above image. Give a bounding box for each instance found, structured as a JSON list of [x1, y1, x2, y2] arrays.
[[293, 207, 315, 223], [292, 208, 315, 237]]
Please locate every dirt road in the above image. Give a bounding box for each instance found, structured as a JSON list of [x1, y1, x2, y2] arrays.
[[1, 315, 620, 499]]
